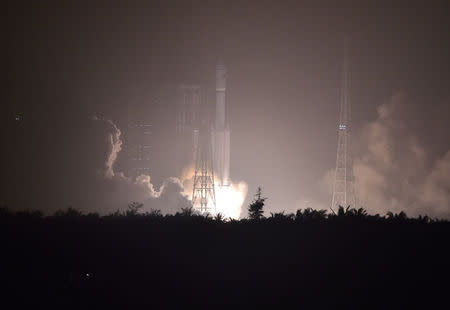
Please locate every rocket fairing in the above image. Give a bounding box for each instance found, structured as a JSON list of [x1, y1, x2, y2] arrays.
[[213, 60, 231, 187]]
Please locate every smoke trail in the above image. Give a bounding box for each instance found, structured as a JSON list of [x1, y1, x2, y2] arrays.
[[91, 115, 122, 178], [317, 92, 450, 218], [419, 150, 450, 216], [104, 120, 122, 179], [92, 116, 192, 214], [351, 93, 450, 218]]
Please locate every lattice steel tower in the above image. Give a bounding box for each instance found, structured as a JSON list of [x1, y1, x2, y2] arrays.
[[192, 122, 216, 214], [331, 39, 356, 210]]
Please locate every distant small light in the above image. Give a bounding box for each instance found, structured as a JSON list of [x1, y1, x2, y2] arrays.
[[339, 124, 346, 130], [15, 114, 22, 121]]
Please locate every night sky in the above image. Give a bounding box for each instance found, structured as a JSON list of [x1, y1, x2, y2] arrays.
[[3, 1, 450, 217]]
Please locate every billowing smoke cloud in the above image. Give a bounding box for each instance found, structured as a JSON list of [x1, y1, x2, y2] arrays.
[[91, 116, 192, 214], [93, 116, 123, 179], [421, 151, 450, 215], [317, 92, 450, 218], [352, 92, 450, 218], [4, 114, 193, 214]]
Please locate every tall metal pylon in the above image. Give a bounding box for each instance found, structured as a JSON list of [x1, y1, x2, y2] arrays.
[[192, 122, 216, 214], [331, 38, 356, 210]]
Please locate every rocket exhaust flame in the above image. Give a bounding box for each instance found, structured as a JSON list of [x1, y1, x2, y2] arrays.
[[181, 164, 247, 219], [215, 181, 248, 219]]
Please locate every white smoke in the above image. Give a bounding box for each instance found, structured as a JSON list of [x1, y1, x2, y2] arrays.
[[418, 150, 450, 217], [351, 92, 450, 218], [91, 115, 123, 178], [92, 116, 192, 214], [317, 92, 450, 218]]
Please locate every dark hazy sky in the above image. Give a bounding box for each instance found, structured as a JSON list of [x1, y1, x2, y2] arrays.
[[3, 1, 450, 216]]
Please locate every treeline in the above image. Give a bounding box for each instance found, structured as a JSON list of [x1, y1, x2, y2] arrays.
[[2, 187, 447, 224], [0, 186, 446, 224], [0, 204, 446, 224], [1, 195, 449, 308]]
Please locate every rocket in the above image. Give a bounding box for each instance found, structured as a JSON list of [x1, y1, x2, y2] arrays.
[[212, 60, 230, 186]]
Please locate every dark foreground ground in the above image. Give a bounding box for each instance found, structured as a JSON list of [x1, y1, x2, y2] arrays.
[[2, 209, 450, 309]]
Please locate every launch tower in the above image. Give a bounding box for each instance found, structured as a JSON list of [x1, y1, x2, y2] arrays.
[[192, 122, 216, 213], [331, 39, 357, 210]]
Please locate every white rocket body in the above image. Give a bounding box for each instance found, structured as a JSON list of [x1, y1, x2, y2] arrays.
[[213, 61, 230, 186]]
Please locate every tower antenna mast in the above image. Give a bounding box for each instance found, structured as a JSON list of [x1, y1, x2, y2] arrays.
[[331, 37, 356, 210]]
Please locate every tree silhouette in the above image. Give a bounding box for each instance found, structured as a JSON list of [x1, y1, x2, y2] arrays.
[[53, 207, 83, 217], [0, 206, 11, 217], [295, 208, 327, 222], [126, 202, 144, 216], [177, 206, 195, 217], [16, 209, 43, 218], [355, 208, 368, 217], [146, 209, 162, 218], [248, 187, 266, 220], [215, 213, 228, 223]]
